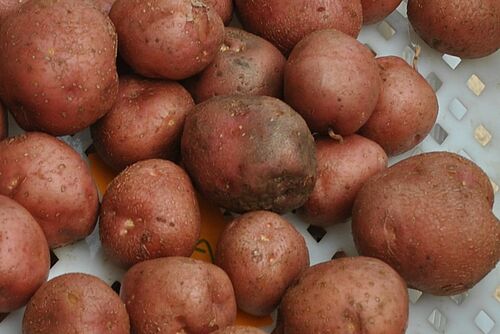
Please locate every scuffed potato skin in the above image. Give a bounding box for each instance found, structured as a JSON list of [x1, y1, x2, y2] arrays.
[[361, 0, 402, 24], [0, 102, 7, 140]]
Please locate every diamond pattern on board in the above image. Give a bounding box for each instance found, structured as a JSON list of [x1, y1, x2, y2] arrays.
[[442, 54, 462, 70], [408, 289, 423, 304], [448, 98, 468, 120], [430, 123, 448, 145], [491, 180, 499, 194], [495, 286, 500, 303], [467, 74, 486, 96], [377, 20, 396, 40], [449, 292, 468, 305], [474, 125, 492, 147], [306, 225, 327, 243], [474, 310, 495, 334], [426, 72, 443, 92], [427, 308, 447, 333]]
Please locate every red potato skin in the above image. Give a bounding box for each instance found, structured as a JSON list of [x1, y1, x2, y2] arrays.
[[361, 0, 402, 24], [110, 0, 224, 80], [205, 0, 233, 25], [91, 75, 195, 171], [192, 27, 286, 103], [92, 0, 115, 14], [0, 0, 119, 136], [0, 132, 99, 248], [213, 326, 267, 334], [0, 0, 28, 21], [0, 195, 50, 313], [235, 0, 363, 54], [298, 135, 388, 227], [0, 103, 7, 140]]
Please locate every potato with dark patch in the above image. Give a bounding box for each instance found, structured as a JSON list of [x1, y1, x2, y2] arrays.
[[192, 27, 286, 103], [205, 0, 233, 25], [361, 0, 402, 24], [273, 257, 409, 334], [0, 103, 7, 140], [352, 152, 499, 295], [121, 257, 237, 334], [23, 273, 130, 334], [216, 211, 309, 316], [213, 326, 267, 334], [181, 95, 317, 214]]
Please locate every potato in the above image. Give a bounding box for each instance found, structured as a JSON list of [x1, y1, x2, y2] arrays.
[[23, 273, 130, 334], [0, 0, 28, 21], [408, 0, 500, 58], [92, 0, 116, 14], [205, 0, 233, 25], [110, 0, 224, 80], [298, 135, 387, 227], [213, 326, 267, 334], [122, 257, 237, 334], [273, 257, 409, 334], [352, 152, 499, 295], [284, 29, 381, 136], [191, 27, 286, 103], [359, 56, 438, 156], [91, 75, 195, 171], [216, 211, 309, 316], [0, 102, 7, 140], [181, 95, 317, 213], [235, 0, 363, 54], [0, 195, 50, 313], [361, 0, 402, 24], [0, 132, 99, 248], [0, 0, 118, 136]]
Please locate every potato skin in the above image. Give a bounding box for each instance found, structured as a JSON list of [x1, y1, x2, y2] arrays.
[[298, 135, 387, 227], [181, 95, 317, 213], [352, 152, 499, 295], [216, 211, 309, 316], [0, 0, 118, 136], [0, 102, 7, 140], [361, 0, 402, 24], [213, 326, 267, 334], [110, 0, 224, 80], [273, 257, 409, 334], [235, 0, 362, 54], [285, 29, 381, 136], [192, 27, 286, 103], [92, 0, 115, 14], [360, 56, 438, 156], [0, 195, 50, 313], [0, 0, 28, 21], [91, 75, 195, 171], [205, 0, 233, 25], [22, 273, 130, 334], [408, 0, 500, 58], [99, 159, 201, 268], [121, 257, 237, 334], [0, 132, 99, 248]]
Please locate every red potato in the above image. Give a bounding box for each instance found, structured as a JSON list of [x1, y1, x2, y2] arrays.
[[92, 0, 116, 14], [0, 0, 28, 21], [213, 326, 267, 334], [361, 0, 402, 24], [205, 0, 233, 25], [0, 102, 7, 140]]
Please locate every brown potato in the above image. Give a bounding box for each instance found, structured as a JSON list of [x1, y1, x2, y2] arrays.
[[235, 0, 363, 54], [213, 326, 267, 334], [23, 273, 130, 334], [205, 0, 233, 25], [91, 75, 195, 171], [0, 132, 99, 248], [181, 95, 317, 214], [298, 135, 388, 227], [121, 257, 237, 334], [0, 0, 118, 136], [284, 29, 381, 136], [361, 0, 402, 24], [191, 27, 286, 103], [273, 257, 409, 334], [408, 0, 500, 58], [216, 211, 309, 316], [110, 0, 224, 80], [0, 102, 7, 140], [0, 195, 50, 313], [352, 152, 499, 295], [359, 56, 438, 156]]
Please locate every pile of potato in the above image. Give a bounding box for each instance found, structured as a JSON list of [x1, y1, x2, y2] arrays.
[[0, 0, 498, 333]]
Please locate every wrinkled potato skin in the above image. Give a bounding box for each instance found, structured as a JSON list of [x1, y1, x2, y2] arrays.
[[192, 27, 286, 103], [110, 0, 224, 80], [285, 29, 381, 135], [122, 257, 237, 334], [0, 195, 50, 313], [0, 0, 119, 136], [213, 326, 267, 334], [205, 0, 233, 25], [0, 103, 7, 140], [360, 56, 438, 156], [216, 211, 309, 316], [273, 257, 409, 334], [361, 0, 402, 24], [235, 0, 362, 54], [298, 135, 387, 227], [23, 273, 130, 334], [352, 152, 499, 295], [408, 0, 500, 58], [181, 95, 317, 213], [0, 132, 99, 248], [99, 159, 201, 268], [91, 76, 195, 171]]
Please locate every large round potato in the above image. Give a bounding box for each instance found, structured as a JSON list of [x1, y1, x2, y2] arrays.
[[0, 0, 118, 136], [213, 326, 267, 334], [0, 102, 7, 140], [121, 257, 237, 334], [352, 152, 499, 295], [0, 195, 50, 313], [0, 132, 99, 248], [361, 0, 402, 24], [205, 0, 233, 25], [110, 0, 224, 80]]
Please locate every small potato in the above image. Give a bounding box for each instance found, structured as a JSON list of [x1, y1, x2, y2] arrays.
[[0, 132, 99, 248], [192, 27, 286, 103], [0, 195, 50, 313], [273, 257, 409, 334], [216, 211, 309, 316], [213, 326, 267, 334], [23, 273, 130, 334], [0, 102, 7, 140], [121, 257, 237, 334], [361, 0, 402, 24], [205, 0, 233, 25], [91, 75, 195, 171]]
